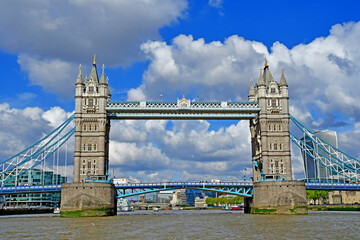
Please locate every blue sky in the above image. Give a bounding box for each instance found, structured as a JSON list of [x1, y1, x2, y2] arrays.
[[1, 0, 360, 182]]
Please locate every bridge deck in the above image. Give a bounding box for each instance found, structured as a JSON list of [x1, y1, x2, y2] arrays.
[[0, 182, 359, 195]]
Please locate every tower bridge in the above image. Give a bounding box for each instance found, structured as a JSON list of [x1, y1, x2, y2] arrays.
[[1, 56, 360, 216]]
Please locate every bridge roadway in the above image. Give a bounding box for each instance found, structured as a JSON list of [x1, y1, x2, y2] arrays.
[[0, 182, 360, 196]]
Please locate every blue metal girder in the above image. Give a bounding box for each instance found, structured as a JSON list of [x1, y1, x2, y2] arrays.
[[115, 182, 254, 198], [0, 184, 62, 195], [305, 182, 360, 190]]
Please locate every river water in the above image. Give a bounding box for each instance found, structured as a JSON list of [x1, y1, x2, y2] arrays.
[[0, 210, 359, 239]]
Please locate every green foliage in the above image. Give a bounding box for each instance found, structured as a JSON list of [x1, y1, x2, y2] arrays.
[[306, 190, 329, 203], [205, 196, 244, 206]]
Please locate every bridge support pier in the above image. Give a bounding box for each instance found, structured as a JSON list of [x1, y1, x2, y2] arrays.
[[60, 182, 116, 217], [245, 180, 307, 214]]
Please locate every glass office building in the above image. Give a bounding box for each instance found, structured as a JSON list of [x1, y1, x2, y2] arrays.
[[300, 130, 346, 183], [2, 168, 67, 208]]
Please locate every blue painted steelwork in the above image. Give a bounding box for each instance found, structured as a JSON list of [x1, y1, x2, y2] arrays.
[[0, 114, 75, 184], [1, 182, 360, 196], [305, 182, 360, 190], [289, 115, 360, 182], [106, 101, 260, 120], [115, 182, 254, 198], [0, 184, 62, 195]]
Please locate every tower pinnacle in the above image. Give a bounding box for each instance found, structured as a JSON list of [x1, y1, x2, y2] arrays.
[[93, 54, 96, 65], [280, 66, 288, 87], [76, 64, 84, 84]]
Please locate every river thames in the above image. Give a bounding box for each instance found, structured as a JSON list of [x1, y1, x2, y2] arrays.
[[0, 210, 359, 239]]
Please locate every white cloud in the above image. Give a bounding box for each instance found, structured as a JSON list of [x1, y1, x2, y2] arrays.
[[0, 0, 187, 65], [0, 0, 187, 97], [209, 0, 223, 8], [0, 104, 74, 162], [109, 142, 170, 171], [132, 22, 360, 124], [17, 55, 76, 98]]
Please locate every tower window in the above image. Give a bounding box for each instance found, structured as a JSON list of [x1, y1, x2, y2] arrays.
[[274, 144, 278, 151], [88, 145, 92, 151], [271, 88, 276, 94], [88, 162, 91, 169], [89, 86, 94, 93], [271, 99, 277, 107], [88, 99, 94, 106]]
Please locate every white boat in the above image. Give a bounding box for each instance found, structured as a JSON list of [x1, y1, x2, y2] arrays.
[[53, 207, 60, 214], [117, 198, 134, 212]]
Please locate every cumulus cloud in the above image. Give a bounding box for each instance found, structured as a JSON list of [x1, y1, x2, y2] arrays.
[[131, 22, 360, 125], [0, 0, 187, 97], [0, 104, 74, 163], [0, 0, 187, 65], [106, 118, 252, 181]]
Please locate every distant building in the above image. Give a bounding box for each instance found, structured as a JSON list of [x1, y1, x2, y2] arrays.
[[328, 191, 360, 204], [186, 189, 216, 206], [158, 190, 173, 204], [171, 189, 187, 206], [194, 196, 207, 208], [301, 130, 345, 182], [2, 168, 67, 208]]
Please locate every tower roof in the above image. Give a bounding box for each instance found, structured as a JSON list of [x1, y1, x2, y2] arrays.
[[88, 54, 99, 82], [262, 58, 275, 86], [258, 68, 265, 86], [280, 67, 288, 87]]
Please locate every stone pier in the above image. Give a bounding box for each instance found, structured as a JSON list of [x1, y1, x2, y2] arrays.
[[60, 182, 116, 217], [245, 180, 307, 214]]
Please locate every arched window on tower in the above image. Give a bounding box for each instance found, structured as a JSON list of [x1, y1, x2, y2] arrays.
[[274, 143, 278, 151], [271, 99, 277, 107]]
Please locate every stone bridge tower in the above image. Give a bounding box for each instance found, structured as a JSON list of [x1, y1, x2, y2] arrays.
[[249, 60, 291, 182], [246, 60, 307, 214], [73, 55, 111, 182], [61, 56, 116, 217]]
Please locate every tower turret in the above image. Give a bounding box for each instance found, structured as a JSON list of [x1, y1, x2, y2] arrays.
[[248, 78, 255, 102]]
